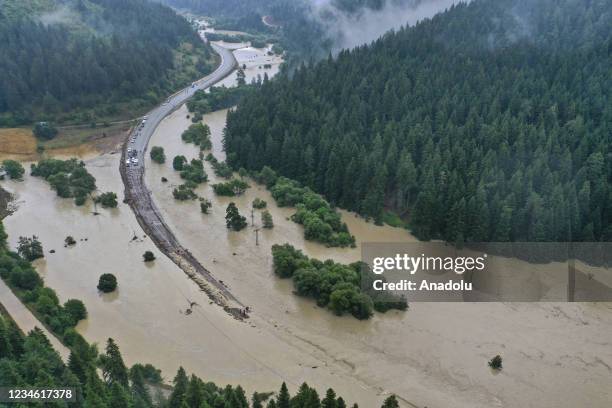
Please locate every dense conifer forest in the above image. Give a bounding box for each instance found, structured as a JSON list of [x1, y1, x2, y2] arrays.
[[224, 0, 612, 243], [0, 0, 215, 126]]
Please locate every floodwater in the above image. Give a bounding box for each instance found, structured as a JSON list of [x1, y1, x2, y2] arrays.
[[213, 45, 283, 89], [143, 103, 612, 408], [2, 49, 612, 408]]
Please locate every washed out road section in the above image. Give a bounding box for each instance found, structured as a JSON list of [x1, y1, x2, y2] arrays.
[[120, 42, 246, 317]]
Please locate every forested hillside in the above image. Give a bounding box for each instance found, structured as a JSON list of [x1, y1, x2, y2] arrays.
[[157, 0, 445, 64], [0, 0, 215, 126], [224, 0, 612, 243]]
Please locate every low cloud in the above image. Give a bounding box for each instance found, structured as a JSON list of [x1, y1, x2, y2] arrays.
[[310, 0, 467, 51]]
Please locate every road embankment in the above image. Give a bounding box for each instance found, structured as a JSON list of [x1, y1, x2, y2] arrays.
[[120, 43, 247, 320]]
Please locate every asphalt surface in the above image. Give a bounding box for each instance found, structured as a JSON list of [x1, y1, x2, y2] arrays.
[[121, 41, 247, 318], [127, 42, 237, 167]]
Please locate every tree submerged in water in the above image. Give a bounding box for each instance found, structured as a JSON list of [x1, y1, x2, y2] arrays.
[[17, 236, 44, 261], [143, 251, 156, 262], [489, 355, 503, 370], [97, 273, 117, 293], [226, 203, 247, 231]]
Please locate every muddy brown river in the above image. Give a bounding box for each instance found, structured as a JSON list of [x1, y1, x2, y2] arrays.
[[2, 46, 612, 408]]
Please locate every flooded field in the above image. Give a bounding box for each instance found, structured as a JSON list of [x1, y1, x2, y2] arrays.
[[2, 46, 611, 408], [0, 124, 129, 162], [213, 44, 283, 89], [143, 103, 612, 408]]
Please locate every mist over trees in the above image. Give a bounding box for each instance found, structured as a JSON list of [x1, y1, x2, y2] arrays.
[[224, 0, 612, 243]]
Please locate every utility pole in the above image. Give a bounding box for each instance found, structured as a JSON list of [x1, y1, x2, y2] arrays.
[[255, 228, 261, 246], [251, 208, 255, 227]]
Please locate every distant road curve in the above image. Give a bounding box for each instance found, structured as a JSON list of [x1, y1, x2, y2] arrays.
[[120, 42, 247, 319]]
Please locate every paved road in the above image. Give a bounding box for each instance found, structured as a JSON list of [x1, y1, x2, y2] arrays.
[[121, 41, 248, 318], [127, 42, 236, 167]]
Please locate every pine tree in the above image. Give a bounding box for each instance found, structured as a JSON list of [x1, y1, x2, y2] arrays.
[[100, 338, 129, 387], [109, 382, 131, 408], [381, 395, 399, 408], [277, 382, 290, 408], [322, 389, 337, 408], [168, 367, 188, 408]]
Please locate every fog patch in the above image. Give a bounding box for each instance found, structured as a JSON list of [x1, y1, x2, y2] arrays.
[[310, 0, 468, 51], [38, 6, 77, 26]]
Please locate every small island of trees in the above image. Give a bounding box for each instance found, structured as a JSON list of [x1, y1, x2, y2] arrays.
[[271, 244, 407, 320], [31, 158, 96, 206], [17, 236, 44, 261], [181, 123, 212, 150], [212, 179, 249, 197], [143, 251, 156, 262], [226, 203, 247, 231], [94, 192, 118, 208], [97, 273, 117, 293], [1, 160, 25, 180], [150, 146, 166, 164]]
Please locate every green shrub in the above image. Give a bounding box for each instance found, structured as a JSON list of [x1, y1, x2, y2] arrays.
[[150, 146, 165, 164], [252, 198, 267, 209], [2, 160, 25, 180], [143, 251, 155, 262], [94, 192, 118, 208], [179, 159, 207, 184], [200, 199, 212, 214], [271, 244, 406, 319], [225, 203, 247, 231], [17, 236, 44, 261], [181, 123, 211, 150], [33, 122, 58, 140], [489, 355, 503, 370], [31, 158, 96, 205], [173, 155, 187, 171], [262, 210, 274, 229], [212, 179, 249, 196], [97, 273, 117, 293], [173, 184, 198, 201]]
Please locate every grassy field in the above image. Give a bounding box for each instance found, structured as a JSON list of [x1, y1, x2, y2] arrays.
[[0, 122, 132, 161]]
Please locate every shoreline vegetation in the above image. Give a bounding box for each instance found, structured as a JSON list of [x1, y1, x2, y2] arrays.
[[272, 243, 407, 319], [251, 166, 356, 248], [223, 0, 612, 245], [30, 158, 97, 206], [0, 222, 398, 407]]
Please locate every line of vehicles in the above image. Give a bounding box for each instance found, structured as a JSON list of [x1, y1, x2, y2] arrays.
[[126, 148, 139, 167], [125, 115, 147, 168]]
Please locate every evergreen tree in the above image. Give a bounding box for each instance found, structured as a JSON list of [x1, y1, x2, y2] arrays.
[[168, 367, 189, 408], [226, 203, 248, 231], [100, 338, 129, 388], [380, 395, 399, 408], [277, 382, 291, 408]]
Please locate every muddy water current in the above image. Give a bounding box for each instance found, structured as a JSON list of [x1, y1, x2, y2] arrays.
[[2, 46, 611, 408]]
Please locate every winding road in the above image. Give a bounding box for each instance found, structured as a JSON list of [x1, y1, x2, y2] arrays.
[[120, 41, 247, 318]]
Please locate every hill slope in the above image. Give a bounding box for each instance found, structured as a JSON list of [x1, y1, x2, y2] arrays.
[[224, 0, 612, 242], [0, 0, 216, 126]]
